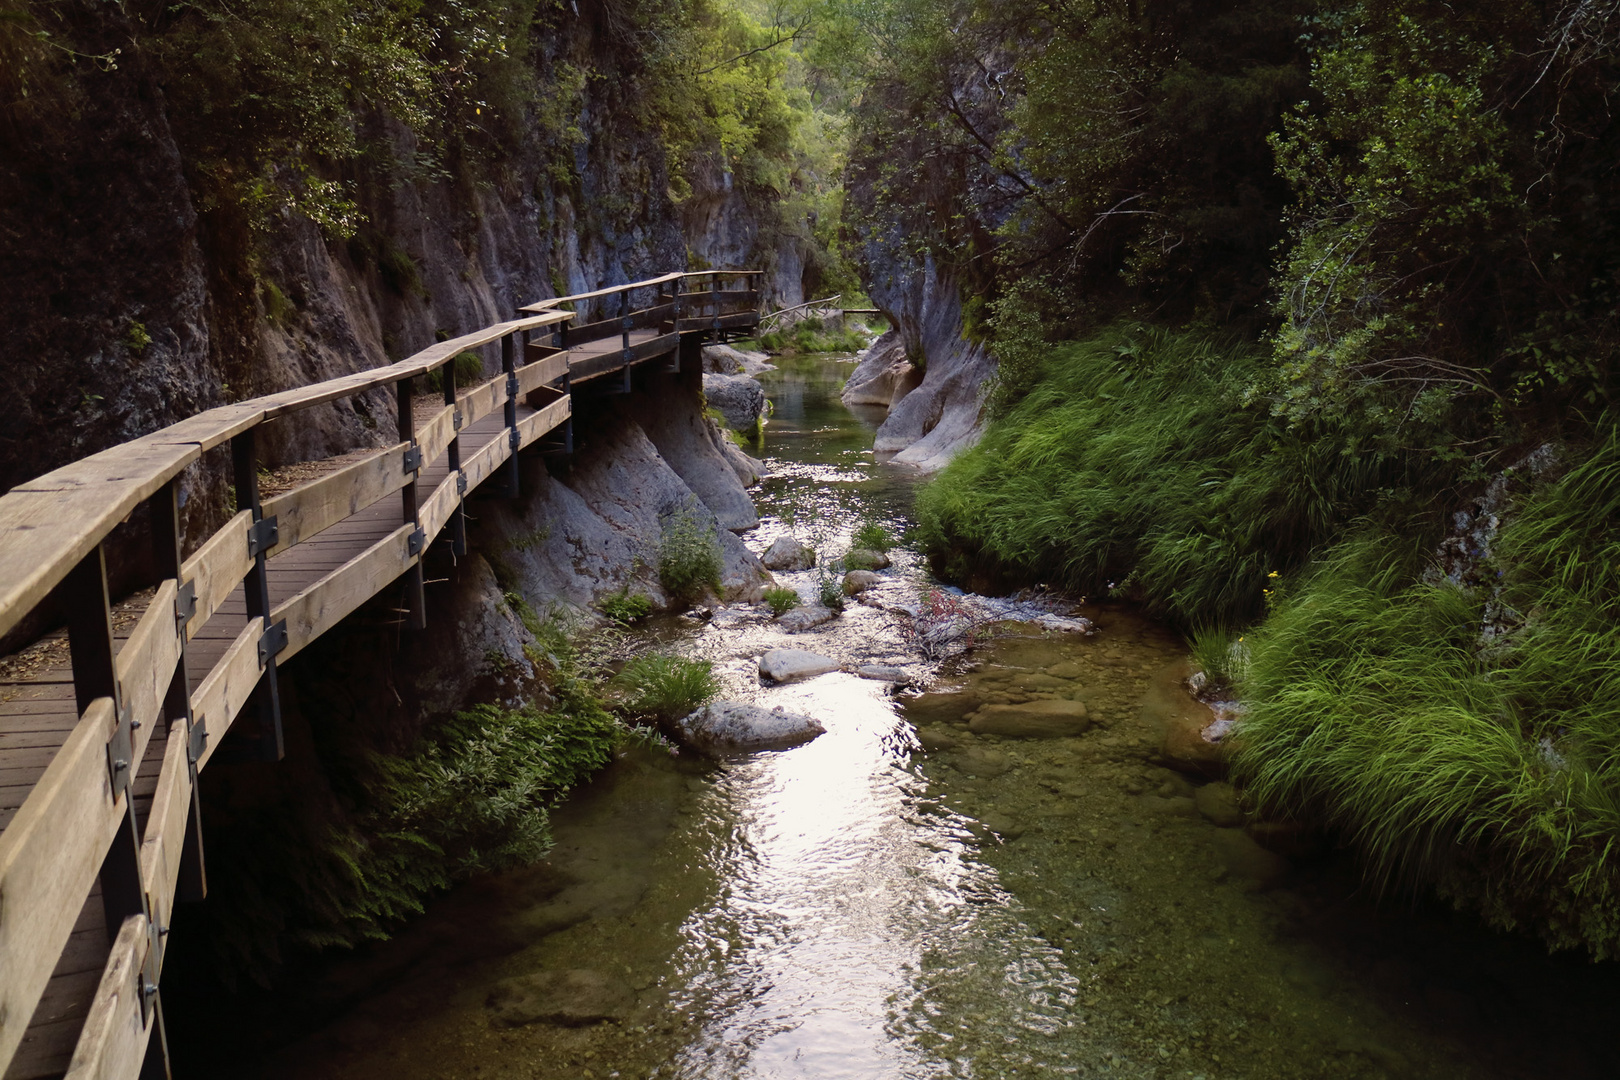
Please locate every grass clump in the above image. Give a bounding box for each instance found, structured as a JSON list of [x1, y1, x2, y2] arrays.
[[763, 585, 800, 616], [915, 323, 1427, 628], [851, 520, 895, 553], [817, 572, 847, 613], [598, 588, 654, 626], [1186, 625, 1248, 692], [658, 501, 723, 606], [1236, 429, 1620, 957], [613, 654, 721, 724]]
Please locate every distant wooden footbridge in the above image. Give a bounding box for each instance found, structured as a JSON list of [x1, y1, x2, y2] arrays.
[[0, 272, 761, 1080]]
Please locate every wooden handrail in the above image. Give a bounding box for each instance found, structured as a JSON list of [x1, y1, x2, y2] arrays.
[[516, 269, 761, 314]]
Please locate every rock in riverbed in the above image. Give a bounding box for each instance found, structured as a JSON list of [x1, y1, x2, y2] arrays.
[[968, 699, 1091, 738], [703, 373, 769, 432], [762, 536, 816, 571], [856, 664, 909, 684], [487, 969, 633, 1027], [758, 648, 840, 682], [777, 605, 836, 632], [842, 569, 882, 595], [678, 701, 826, 754]]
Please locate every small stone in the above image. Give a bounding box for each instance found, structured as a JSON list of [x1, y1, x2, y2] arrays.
[[776, 605, 836, 632], [678, 701, 825, 754], [1194, 782, 1247, 827], [915, 727, 958, 751], [761, 536, 816, 571], [842, 569, 883, 595], [1045, 661, 1085, 680], [856, 664, 909, 684], [968, 699, 1091, 738], [979, 812, 1024, 839], [487, 970, 633, 1027], [758, 648, 839, 682]]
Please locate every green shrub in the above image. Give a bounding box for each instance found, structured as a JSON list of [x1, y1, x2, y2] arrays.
[[1236, 432, 1620, 957], [613, 655, 721, 723], [759, 317, 870, 354], [599, 588, 654, 625], [658, 502, 722, 606], [851, 520, 895, 553], [916, 323, 1433, 628], [763, 585, 800, 616]]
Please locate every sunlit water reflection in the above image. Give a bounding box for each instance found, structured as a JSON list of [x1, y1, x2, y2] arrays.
[[210, 350, 1620, 1080]]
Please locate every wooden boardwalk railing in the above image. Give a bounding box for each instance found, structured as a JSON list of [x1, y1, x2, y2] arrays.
[[0, 271, 760, 1080]]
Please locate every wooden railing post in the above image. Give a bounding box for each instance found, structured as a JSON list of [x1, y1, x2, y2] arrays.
[[397, 379, 427, 631], [502, 334, 522, 497], [231, 428, 285, 761], [150, 479, 207, 904]]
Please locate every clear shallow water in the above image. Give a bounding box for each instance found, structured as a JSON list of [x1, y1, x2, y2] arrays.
[[218, 352, 1620, 1080]]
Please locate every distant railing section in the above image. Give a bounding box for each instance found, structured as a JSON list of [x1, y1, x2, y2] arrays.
[[0, 270, 759, 1080]]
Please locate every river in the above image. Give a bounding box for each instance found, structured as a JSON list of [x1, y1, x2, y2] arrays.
[[198, 351, 1619, 1080]]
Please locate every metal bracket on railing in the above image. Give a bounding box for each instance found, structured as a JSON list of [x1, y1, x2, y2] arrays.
[[246, 516, 279, 559], [139, 931, 160, 1025], [507, 372, 520, 398], [106, 700, 134, 797], [457, 472, 468, 496], [622, 348, 633, 364], [175, 580, 197, 628], [187, 717, 208, 765], [403, 446, 423, 473], [257, 619, 288, 668], [452, 410, 464, 431], [407, 527, 426, 557], [622, 317, 634, 329], [509, 427, 522, 451]]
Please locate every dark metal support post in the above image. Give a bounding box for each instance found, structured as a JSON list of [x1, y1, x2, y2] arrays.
[[397, 379, 426, 630], [444, 354, 467, 557], [232, 428, 285, 761], [59, 547, 151, 938], [502, 333, 521, 497], [151, 480, 207, 903]]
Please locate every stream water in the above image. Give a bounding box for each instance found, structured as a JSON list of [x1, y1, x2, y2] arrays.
[[220, 352, 1620, 1080]]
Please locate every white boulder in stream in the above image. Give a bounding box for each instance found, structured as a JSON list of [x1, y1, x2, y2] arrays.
[[777, 604, 836, 633], [762, 536, 816, 570], [678, 701, 826, 754], [759, 648, 840, 682]]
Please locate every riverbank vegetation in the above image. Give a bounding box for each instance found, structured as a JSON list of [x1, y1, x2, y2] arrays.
[[880, 0, 1620, 956]]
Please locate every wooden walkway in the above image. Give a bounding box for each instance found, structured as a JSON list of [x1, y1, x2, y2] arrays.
[[0, 272, 760, 1080]]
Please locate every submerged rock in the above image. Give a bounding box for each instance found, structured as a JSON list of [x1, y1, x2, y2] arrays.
[[758, 648, 839, 682], [842, 569, 883, 595], [777, 604, 836, 633], [762, 536, 816, 570], [954, 745, 1012, 777], [678, 701, 826, 754], [968, 699, 1091, 738], [1195, 781, 1247, 827], [487, 969, 633, 1027]]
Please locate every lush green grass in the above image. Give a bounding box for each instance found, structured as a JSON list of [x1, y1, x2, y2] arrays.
[[1236, 428, 1620, 957], [916, 323, 1427, 628], [763, 585, 800, 616], [613, 655, 721, 724], [817, 571, 847, 612]]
